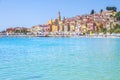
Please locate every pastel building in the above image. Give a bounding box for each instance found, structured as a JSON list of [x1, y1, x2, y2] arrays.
[[69, 23, 75, 32], [6, 28, 15, 35], [31, 25, 43, 35], [59, 21, 64, 32], [47, 11, 61, 33], [64, 23, 70, 32]]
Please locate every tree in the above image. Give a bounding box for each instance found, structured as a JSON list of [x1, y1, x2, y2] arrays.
[[100, 9, 103, 13], [101, 28, 107, 34], [114, 24, 120, 29], [15, 30, 21, 33], [115, 12, 120, 21], [106, 6, 117, 12], [1, 30, 6, 33], [90, 9, 95, 15], [114, 29, 120, 33], [110, 24, 120, 33], [21, 29, 28, 34], [109, 29, 114, 34]]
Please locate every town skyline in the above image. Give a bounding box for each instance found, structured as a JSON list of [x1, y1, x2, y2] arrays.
[[0, 0, 120, 31], [1, 7, 120, 38]]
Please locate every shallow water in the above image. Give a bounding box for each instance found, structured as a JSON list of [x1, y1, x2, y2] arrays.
[[0, 37, 120, 80]]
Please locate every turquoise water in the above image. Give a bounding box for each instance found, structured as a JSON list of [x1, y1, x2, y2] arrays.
[[0, 37, 120, 80]]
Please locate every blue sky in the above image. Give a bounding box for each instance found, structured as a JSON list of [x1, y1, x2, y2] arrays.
[[0, 0, 120, 31]]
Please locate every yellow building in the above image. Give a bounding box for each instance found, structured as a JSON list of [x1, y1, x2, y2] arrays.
[[81, 25, 87, 34], [70, 24, 75, 32], [51, 25, 59, 32], [47, 11, 61, 33]]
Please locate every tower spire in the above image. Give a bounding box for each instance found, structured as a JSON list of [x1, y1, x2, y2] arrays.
[[58, 11, 61, 22]]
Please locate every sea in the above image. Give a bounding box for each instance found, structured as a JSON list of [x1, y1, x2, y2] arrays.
[[0, 37, 120, 80]]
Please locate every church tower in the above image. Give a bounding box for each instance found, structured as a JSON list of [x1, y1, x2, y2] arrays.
[[58, 11, 61, 22]]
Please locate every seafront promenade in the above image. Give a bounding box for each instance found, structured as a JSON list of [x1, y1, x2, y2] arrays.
[[1, 33, 120, 38]]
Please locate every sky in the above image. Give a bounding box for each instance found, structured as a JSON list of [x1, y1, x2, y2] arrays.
[[0, 0, 120, 31]]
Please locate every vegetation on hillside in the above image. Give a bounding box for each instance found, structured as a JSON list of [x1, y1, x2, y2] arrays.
[[115, 12, 120, 21]]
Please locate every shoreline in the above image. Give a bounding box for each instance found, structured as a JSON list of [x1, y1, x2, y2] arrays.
[[1, 34, 120, 38]]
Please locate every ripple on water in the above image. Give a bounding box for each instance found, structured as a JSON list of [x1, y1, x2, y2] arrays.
[[0, 38, 120, 80]]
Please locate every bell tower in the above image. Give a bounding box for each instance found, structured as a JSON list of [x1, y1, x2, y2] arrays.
[[58, 11, 61, 22]]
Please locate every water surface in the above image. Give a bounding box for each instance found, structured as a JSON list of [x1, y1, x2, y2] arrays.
[[0, 37, 120, 80]]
